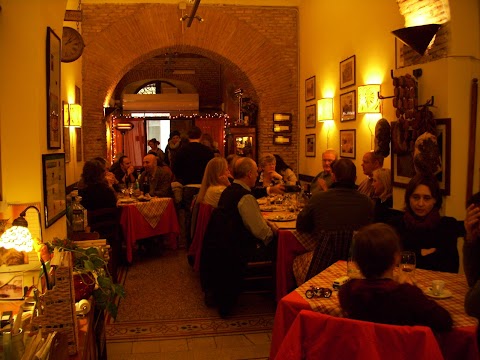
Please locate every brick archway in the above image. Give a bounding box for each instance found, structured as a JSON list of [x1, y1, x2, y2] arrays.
[[82, 4, 298, 168]]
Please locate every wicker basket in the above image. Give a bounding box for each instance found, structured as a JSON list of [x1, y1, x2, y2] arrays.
[[30, 251, 78, 355]]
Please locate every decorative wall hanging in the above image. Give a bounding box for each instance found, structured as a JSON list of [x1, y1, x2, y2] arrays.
[[47, 27, 62, 149], [340, 55, 355, 89], [273, 135, 292, 145], [273, 113, 292, 122]]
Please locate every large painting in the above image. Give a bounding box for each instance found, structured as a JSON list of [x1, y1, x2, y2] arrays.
[[47, 27, 61, 149]]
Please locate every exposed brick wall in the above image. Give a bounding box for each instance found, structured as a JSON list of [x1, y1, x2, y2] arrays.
[[81, 4, 299, 173]]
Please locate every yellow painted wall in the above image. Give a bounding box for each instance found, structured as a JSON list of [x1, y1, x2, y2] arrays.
[[0, 0, 69, 241], [298, 0, 480, 219]]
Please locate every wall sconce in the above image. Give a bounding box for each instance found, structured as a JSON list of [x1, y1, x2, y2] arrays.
[[392, 24, 441, 56], [64, 104, 82, 127], [358, 85, 381, 114], [317, 98, 334, 121]]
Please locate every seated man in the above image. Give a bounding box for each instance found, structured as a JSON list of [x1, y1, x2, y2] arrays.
[[294, 158, 373, 284], [310, 149, 337, 194], [112, 155, 136, 187], [358, 150, 384, 199], [200, 157, 278, 317], [138, 154, 173, 198]]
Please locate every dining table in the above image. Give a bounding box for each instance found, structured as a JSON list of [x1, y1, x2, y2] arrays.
[[270, 261, 479, 360], [118, 197, 180, 263], [259, 200, 316, 302]]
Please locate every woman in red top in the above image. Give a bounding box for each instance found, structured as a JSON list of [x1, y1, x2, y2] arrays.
[[339, 223, 452, 332]]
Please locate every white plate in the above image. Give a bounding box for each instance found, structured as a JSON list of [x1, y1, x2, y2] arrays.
[[260, 205, 284, 212], [265, 214, 296, 222], [257, 198, 267, 205], [118, 198, 136, 204], [424, 288, 452, 299]]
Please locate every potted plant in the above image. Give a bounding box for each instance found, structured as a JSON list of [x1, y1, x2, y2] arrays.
[[42, 238, 125, 319]]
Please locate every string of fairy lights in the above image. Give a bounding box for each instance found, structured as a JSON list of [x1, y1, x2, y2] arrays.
[[110, 112, 231, 160]]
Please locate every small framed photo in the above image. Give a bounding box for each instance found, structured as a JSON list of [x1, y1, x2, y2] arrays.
[[273, 123, 292, 133], [340, 55, 356, 89], [340, 90, 356, 122], [340, 129, 356, 159], [273, 113, 292, 122], [305, 104, 316, 128], [273, 135, 292, 145], [305, 76, 316, 101], [305, 134, 316, 157]]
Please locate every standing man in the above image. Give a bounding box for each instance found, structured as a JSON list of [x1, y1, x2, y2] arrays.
[[358, 150, 384, 198], [164, 130, 182, 168], [138, 154, 173, 198], [310, 149, 337, 194], [173, 126, 215, 246], [201, 157, 277, 317], [112, 155, 136, 186]]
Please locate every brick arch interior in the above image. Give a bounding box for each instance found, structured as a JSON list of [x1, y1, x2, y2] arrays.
[[82, 3, 299, 171]]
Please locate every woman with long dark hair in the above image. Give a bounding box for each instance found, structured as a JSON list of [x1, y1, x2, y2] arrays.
[[389, 174, 459, 273], [78, 160, 117, 211]]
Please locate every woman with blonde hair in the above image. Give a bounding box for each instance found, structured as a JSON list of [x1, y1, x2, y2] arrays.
[[258, 153, 283, 187], [196, 157, 231, 207], [372, 168, 393, 223]]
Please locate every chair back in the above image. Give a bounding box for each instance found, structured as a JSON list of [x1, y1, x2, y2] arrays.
[[87, 207, 122, 282], [188, 202, 215, 272], [275, 310, 444, 360]]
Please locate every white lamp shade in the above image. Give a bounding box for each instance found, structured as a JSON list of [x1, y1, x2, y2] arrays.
[[0, 226, 34, 252]]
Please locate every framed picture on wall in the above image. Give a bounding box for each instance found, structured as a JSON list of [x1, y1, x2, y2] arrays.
[[340, 55, 356, 89], [340, 129, 356, 158], [42, 153, 66, 228], [305, 104, 316, 128], [64, 127, 71, 163], [392, 118, 451, 195], [305, 76, 316, 101], [305, 134, 315, 157], [273, 113, 292, 122], [46, 27, 62, 149], [340, 90, 356, 122]]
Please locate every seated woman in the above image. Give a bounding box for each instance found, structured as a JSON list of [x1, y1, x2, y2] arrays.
[[372, 168, 393, 223], [78, 160, 117, 211], [274, 154, 298, 185], [339, 223, 453, 332], [389, 174, 459, 273], [196, 157, 231, 208], [257, 153, 283, 187]]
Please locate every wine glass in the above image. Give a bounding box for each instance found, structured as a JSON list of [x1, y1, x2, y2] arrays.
[[400, 251, 416, 283], [128, 183, 134, 197], [118, 184, 126, 198]]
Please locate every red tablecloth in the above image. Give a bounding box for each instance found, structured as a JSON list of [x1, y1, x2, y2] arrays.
[[271, 261, 479, 360], [119, 198, 180, 262], [276, 230, 316, 301]]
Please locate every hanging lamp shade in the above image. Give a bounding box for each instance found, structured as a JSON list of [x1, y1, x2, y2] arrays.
[[392, 24, 441, 56]]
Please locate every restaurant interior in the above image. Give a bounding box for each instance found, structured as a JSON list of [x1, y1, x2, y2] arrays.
[[0, 0, 480, 358]]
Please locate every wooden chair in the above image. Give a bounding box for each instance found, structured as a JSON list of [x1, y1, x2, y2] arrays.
[[87, 207, 122, 282]]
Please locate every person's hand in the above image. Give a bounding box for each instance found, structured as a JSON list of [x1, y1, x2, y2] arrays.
[[127, 165, 135, 176], [316, 178, 328, 192], [269, 184, 285, 195], [218, 174, 231, 187], [267, 220, 279, 237], [269, 171, 283, 181], [105, 171, 118, 186], [421, 248, 437, 256], [465, 204, 480, 242]]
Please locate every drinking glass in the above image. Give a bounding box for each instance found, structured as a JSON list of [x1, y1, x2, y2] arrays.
[[399, 251, 416, 283], [118, 184, 126, 197]]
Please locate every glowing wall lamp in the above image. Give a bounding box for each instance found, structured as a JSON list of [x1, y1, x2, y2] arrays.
[[317, 98, 334, 122], [64, 104, 82, 127], [358, 85, 381, 114], [392, 24, 441, 56]]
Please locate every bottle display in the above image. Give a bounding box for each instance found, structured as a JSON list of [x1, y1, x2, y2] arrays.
[[72, 196, 87, 232]]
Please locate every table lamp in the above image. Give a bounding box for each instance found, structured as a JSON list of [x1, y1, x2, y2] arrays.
[[0, 206, 50, 290]]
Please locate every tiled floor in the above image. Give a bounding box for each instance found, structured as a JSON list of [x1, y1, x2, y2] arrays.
[[107, 332, 271, 360]]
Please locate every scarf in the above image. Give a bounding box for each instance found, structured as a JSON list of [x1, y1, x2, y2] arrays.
[[403, 207, 441, 230]]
